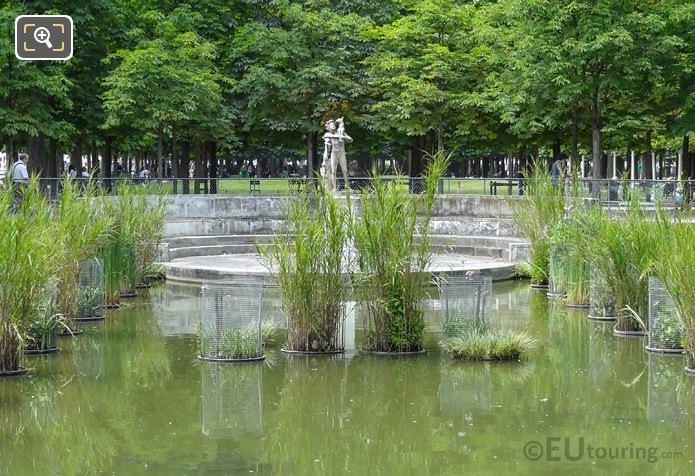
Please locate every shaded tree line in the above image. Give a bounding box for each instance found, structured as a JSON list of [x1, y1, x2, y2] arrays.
[[1, 0, 693, 179]]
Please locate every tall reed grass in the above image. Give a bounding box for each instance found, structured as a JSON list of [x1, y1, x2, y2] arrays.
[[261, 182, 350, 352], [54, 180, 111, 320], [580, 199, 654, 332], [549, 212, 590, 305], [513, 162, 566, 285], [650, 206, 695, 368], [352, 153, 448, 352], [0, 179, 58, 372], [100, 186, 166, 304]]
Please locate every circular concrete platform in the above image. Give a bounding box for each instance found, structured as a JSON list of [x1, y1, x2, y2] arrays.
[[163, 253, 515, 284]]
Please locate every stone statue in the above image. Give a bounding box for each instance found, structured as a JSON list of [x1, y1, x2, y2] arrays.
[[321, 117, 352, 192]]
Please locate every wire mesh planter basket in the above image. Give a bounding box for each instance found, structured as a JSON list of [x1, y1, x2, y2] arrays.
[[588, 267, 616, 321], [548, 253, 567, 298], [201, 362, 264, 438], [282, 301, 346, 355], [647, 277, 684, 353], [440, 273, 492, 337], [199, 281, 265, 362], [76, 258, 105, 322], [25, 281, 59, 354]]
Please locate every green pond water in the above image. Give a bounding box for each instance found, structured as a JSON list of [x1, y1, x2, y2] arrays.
[[2, 281, 694, 475]]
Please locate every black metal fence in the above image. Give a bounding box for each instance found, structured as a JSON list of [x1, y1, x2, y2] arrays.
[[9, 176, 694, 205]]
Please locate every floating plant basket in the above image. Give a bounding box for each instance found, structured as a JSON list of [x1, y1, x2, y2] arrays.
[[613, 327, 646, 338], [198, 281, 266, 363], [588, 267, 617, 321], [440, 273, 492, 338], [0, 367, 28, 377], [25, 346, 59, 355], [646, 277, 685, 354], [58, 328, 84, 337], [281, 348, 345, 356], [119, 289, 138, 298], [72, 314, 105, 323], [361, 349, 426, 356], [78, 258, 106, 319]]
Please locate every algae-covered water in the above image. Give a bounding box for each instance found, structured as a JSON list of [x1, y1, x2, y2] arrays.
[[1, 281, 694, 475]]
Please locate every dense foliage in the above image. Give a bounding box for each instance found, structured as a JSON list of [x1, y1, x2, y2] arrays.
[[1, 0, 693, 178]]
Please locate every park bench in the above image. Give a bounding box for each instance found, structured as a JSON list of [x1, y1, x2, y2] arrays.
[[489, 179, 522, 196], [249, 178, 261, 194]]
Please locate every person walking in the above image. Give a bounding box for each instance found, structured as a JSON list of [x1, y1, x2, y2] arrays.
[[550, 155, 566, 187], [9, 154, 29, 212]]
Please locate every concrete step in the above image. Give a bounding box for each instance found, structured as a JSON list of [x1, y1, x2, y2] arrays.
[[167, 234, 278, 248], [164, 218, 284, 238], [428, 217, 519, 237], [163, 232, 529, 262], [164, 216, 520, 239]]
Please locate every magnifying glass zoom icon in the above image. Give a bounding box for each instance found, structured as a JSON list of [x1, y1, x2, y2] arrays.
[[33, 27, 53, 49]]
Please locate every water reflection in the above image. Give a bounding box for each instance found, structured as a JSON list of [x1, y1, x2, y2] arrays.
[[72, 328, 106, 381], [151, 282, 201, 335], [2, 282, 695, 473], [439, 360, 492, 415], [647, 354, 685, 423], [201, 361, 264, 438]]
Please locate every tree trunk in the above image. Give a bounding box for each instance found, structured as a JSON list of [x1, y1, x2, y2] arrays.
[[410, 135, 426, 176], [181, 139, 191, 194], [102, 138, 112, 178], [570, 114, 578, 173], [643, 129, 653, 180], [27, 134, 46, 177], [437, 122, 444, 153], [307, 131, 318, 178], [71, 136, 83, 172], [48, 138, 58, 178], [194, 140, 203, 194], [591, 118, 602, 180], [552, 140, 561, 164], [157, 132, 163, 178], [683, 134, 690, 180], [89, 140, 97, 172], [6, 139, 16, 167], [356, 151, 371, 176], [208, 141, 218, 194]]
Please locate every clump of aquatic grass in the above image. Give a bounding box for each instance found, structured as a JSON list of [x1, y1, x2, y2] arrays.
[[198, 321, 277, 360], [650, 206, 695, 368], [261, 181, 350, 352], [353, 152, 449, 352], [589, 265, 616, 318], [440, 330, 537, 361], [513, 162, 567, 285], [548, 211, 590, 305], [77, 286, 103, 319], [99, 185, 166, 304], [261, 321, 278, 346], [54, 180, 110, 319], [24, 291, 62, 352], [565, 257, 589, 305], [0, 179, 59, 372], [442, 314, 489, 338], [581, 199, 654, 332], [199, 326, 263, 360]]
